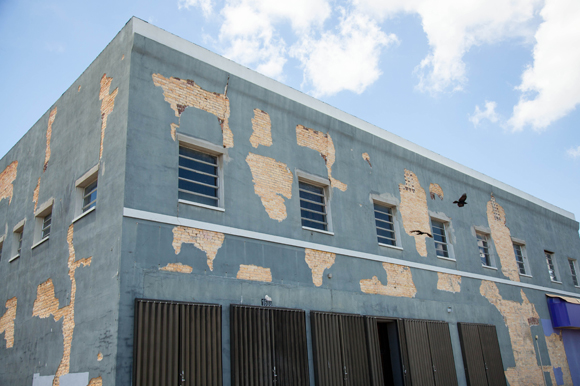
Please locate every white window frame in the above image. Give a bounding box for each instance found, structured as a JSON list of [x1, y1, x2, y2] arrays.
[[10, 218, 26, 262], [73, 164, 99, 223], [568, 258, 579, 288], [32, 198, 54, 249], [545, 251, 561, 283], [371, 194, 402, 250], [296, 170, 333, 235], [177, 133, 225, 212], [430, 212, 455, 261], [512, 237, 531, 277]]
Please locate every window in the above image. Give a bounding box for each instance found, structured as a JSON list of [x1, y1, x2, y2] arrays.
[[299, 181, 328, 231], [431, 219, 451, 258], [33, 198, 53, 248], [82, 180, 97, 213], [374, 203, 396, 246], [545, 251, 560, 282], [513, 242, 530, 276], [477, 233, 492, 267], [10, 218, 25, 261], [568, 259, 579, 287], [74, 164, 98, 221]]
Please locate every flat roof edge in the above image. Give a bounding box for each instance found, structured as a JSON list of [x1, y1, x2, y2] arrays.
[[131, 17, 575, 221]]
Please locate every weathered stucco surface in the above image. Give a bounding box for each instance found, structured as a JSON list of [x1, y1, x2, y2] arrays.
[[249, 109, 272, 148], [246, 153, 293, 222], [172, 226, 225, 271], [487, 194, 520, 282], [304, 249, 335, 287], [398, 170, 430, 257], [0, 297, 17, 348], [544, 331, 572, 386], [360, 263, 417, 298], [429, 183, 443, 200], [152, 74, 233, 147], [160, 262, 193, 274], [437, 272, 461, 293], [0, 161, 18, 205], [296, 125, 347, 191], [236, 264, 272, 282], [99, 74, 119, 159]]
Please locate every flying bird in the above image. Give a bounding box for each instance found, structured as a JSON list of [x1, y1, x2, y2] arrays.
[[411, 230, 433, 238], [453, 193, 467, 207]]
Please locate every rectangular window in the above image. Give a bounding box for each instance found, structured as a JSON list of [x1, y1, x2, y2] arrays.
[[569, 259, 579, 287], [546, 251, 559, 282], [513, 244, 527, 275], [299, 181, 328, 231], [82, 180, 97, 213], [74, 164, 99, 222], [477, 233, 491, 267], [178, 146, 219, 207], [11, 218, 26, 261], [33, 198, 53, 248], [432, 220, 450, 258], [16, 232, 23, 255], [41, 213, 52, 239], [374, 204, 396, 246]]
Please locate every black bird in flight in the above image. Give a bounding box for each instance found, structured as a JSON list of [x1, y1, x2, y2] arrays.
[[411, 230, 433, 238], [453, 193, 467, 207]]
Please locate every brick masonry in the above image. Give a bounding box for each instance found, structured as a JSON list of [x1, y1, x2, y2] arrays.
[[296, 125, 347, 191], [0, 161, 18, 205], [362, 152, 372, 167], [152, 74, 233, 148], [360, 263, 417, 298], [32, 224, 92, 386], [172, 226, 225, 271], [236, 264, 272, 282], [33, 177, 41, 212], [429, 183, 444, 200], [88, 376, 102, 386], [437, 272, 461, 293], [0, 297, 17, 348], [44, 107, 57, 171], [99, 74, 119, 159], [160, 262, 193, 274], [246, 153, 293, 222], [304, 249, 336, 287], [398, 169, 430, 257], [487, 194, 520, 282], [544, 331, 573, 386], [249, 109, 272, 148]]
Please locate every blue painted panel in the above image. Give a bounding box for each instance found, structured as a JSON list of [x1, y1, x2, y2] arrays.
[[562, 329, 580, 386], [553, 367, 564, 386], [547, 297, 580, 328]]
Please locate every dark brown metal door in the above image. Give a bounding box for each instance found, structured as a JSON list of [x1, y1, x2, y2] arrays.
[[457, 323, 488, 386], [397, 319, 412, 386], [272, 308, 310, 386], [365, 317, 385, 386], [426, 321, 458, 386], [341, 314, 371, 386], [478, 325, 506, 386], [404, 319, 435, 386]]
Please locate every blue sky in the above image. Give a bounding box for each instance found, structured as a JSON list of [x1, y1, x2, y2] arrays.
[[1, 0, 579, 222]]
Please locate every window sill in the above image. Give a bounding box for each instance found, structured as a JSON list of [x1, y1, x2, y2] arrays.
[[179, 199, 225, 212], [378, 243, 403, 251], [437, 256, 456, 262], [482, 265, 498, 270], [31, 237, 49, 250], [72, 207, 96, 223], [302, 226, 334, 236], [519, 273, 533, 278], [551, 280, 562, 285], [9, 254, 20, 263]]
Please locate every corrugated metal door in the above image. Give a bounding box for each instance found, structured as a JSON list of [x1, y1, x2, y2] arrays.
[[397, 319, 412, 386], [478, 325, 506, 386], [311, 312, 343, 386], [133, 299, 222, 386], [272, 308, 309, 386], [457, 323, 488, 386], [426, 321, 458, 386], [404, 319, 435, 386], [365, 317, 385, 386], [341, 314, 371, 386]]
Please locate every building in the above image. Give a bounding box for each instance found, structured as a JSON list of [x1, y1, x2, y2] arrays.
[[1, 17, 580, 386]]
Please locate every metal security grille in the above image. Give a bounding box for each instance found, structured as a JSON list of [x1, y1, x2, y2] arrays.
[[299, 182, 327, 231], [374, 204, 396, 246], [477, 234, 491, 266], [133, 299, 222, 386], [230, 305, 309, 386], [457, 323, 506, 386], [179, 146, 219, 207], [513, 244, 526, 274], [431, 221, 449, 258]]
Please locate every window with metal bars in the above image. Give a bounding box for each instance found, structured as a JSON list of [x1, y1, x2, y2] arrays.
[[568, 259, 579, 287], [431, 220, 450, 258], [16, 232, 23, 256], [82, 180, 97, 213], [41, 213, 51, 239], [374, 204, 396, 246], [477, 233, 491, 266], [545, 251, 559, 282], [513, 243, 528, 275], [299, 181, 328, 231], [179, 146, 220, 207]]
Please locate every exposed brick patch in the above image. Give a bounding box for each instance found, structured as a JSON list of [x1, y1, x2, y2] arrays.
[[160, 262, 193, 274], [87, 376, 102, 386], [172, 226, 224, 271], [152, 74, 233, 147], [360, 263, 417, 298], [528, 317, 540, 326], [362, 152, 372, 167], [437, 272, 461, 293], [544, 331, 572, 386], [0, 161, 18, 205], [33, 177, 41, 212], [250, 109, 272, 148], [429, 183, 443, 200], [246, 153, 293, 222], [97, 352, 103, 361], [480, 280, 544, 386], [32, 224, 92, 386], [0, 297, 17, 348], [487, 194, 520, 282], [99, 74, 119, 159], [304, 249, 335, 287], [398, 169, 430, 257], [296, 125, 347, 191], [236, 264, 272, 282], [78, 86, 81, 92], [44, 107, 57, 171]]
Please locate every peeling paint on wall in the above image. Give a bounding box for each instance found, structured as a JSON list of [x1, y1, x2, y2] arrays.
[[32, 224, 92, 386], [541, 319, 573, 386], [304, 249, 335, 287], [246, 153, 293, 222], [360, 263, 417, 298], [99, 74, 119, 159], [97, 352, 103, 361], [296, 125, 347, 191], [0, 297, 17, 348], [160, 262, 193, 274], [172, 226, 224, 271], [44, 107, 57, 171], [398, 169, 430, 257], [152, 74, 233, 147], [362, 152, 372, 167], [429, 183, 443, 200], [437, 272, 461, 293], [480, 280, 546, 386], [249, 109, 272, 148], [87, 376, 102, 386], [487, 194, 520, 282], [0, 161, 18, 205], [33, 177, 41, 212], [236, 264, 272, 282]]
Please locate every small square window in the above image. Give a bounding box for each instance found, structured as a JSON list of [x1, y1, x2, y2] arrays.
[[568, 259, 579, 287], [374, 204, 396, 246], [513, 243, 530, 276], [299, 181, 329, 231], [74, 164, 99, 222], [545, 251, 560, 282], [477, 233, 492, 267], [431, 219, 453, 259], [179, 146, 219, 207]]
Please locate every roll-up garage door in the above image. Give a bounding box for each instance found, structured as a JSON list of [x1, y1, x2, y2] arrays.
[[133, 299, 222, 386], [458, 323, 506, 386], [230, 305, 309, 386]]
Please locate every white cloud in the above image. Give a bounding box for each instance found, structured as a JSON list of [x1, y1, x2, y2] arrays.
[[508, 0, 580, 131], [469, 101, 499, 126], [178, 0, 214, 17], [567, 146, 580, 159], [291, 11, 398, 97]]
